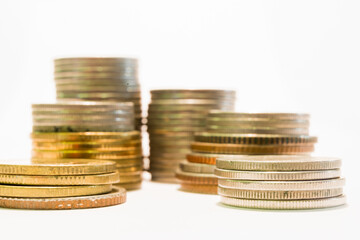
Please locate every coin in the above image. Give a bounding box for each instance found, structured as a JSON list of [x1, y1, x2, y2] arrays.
[[0, 160, 116, 175], [0, 187, 126, 210], [0, 184, 112, 197], [0, 172, 120, 185], [207, 111, 310, 120], [150, 90, 236, 99], [179, 183, 218, 194], [115, 182, 141, 190], [32, 149, 142, 159], [218, 178, 345, 190], [118, 172, 142, 183], [206, 126, 309, 135], [194, 133, 318, 144], [31, 131, 141, 141], [175, 170, 217, 185], [216, 156, 342, 171], [191, 142, 315, 154], [179, 162, 215, 174], [217, 187, 343, 200], [187, 153, 231, 165], [214, 168, 341, 181], [33, 142, 141, 151], [220, 195, 346, 209]]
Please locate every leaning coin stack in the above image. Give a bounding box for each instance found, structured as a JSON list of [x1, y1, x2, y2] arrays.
[[31, 102, 143, 190], [216, 155, 346, 209], [0, 160, 126, 210], [180, 112, 316, 194], [147, 90, 236, 183], [54, 57, 143, 130]]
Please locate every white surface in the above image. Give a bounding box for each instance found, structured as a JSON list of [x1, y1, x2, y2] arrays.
[[0, 0, 359, 239]]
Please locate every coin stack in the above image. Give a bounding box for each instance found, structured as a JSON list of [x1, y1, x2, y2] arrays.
[[31, 102, 143, 190], [147, 90, 236, 183], [0, 160, 126, 210], [54, 57, 143, 130], [179, 112, 317, 194], [216, 155, 346, 209]]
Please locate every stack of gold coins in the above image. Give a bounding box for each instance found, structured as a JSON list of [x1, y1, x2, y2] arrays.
[[147, 90, 236, 183], [0, 160, 126, 210], [54, 57, 142, 130], [31, 102, 143, 190], [179, 112, 316, 194], [216, 155, 346, 209]]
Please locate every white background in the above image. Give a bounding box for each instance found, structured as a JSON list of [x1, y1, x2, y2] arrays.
[[0, 0, 359, 239]]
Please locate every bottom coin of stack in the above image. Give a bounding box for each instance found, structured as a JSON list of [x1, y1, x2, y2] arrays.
[[215, 155, 346, 209], [176, 162, 217, 194], [0, 160, 125, 210]]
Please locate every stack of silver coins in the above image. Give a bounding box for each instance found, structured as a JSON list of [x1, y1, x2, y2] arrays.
[[54, 57, 142, 130], [31, 102, 144, 190], [216, 155, 346, 209], [147, 90, 236, 183], [179, 112, 317, 194]]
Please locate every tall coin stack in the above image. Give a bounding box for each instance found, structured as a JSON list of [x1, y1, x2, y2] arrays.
[[216, 155, 346, 209], [147, 90, 236, 183], [179, 112, 317, 194], [0, 160, 127, 210], [54, 57, 143, 130], [31, 102, 143, 190]]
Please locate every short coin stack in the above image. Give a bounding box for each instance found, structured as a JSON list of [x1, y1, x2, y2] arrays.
[[216, 155, 346, 209], [0, 160, 126, 210], [31, 102, 143, 190], [54, 57, 143, 130], [180, 112, 317, 194], [147, 90, 236, 183]]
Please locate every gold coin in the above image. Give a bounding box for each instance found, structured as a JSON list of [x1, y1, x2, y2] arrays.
[[194, 132, 318, 144], [175, 170, 217, 185], [191, 142, 315, 154], [150, 89, 236, 99], [0, 184, 112, 198], [218, 178, 345, 191], [218, 187, 343, 200], [117, 165, 143, 173], [0, 187, 126, 210], [32, 102, 133, 111], [32, 149, 143, 159], [179, 183, 218, 194], [187, 153, 228, 165], [31, 131, 141, 141], [32, 141, 141, 150], [179, 162, 215, 174], [0, 172, 120, 185], [214, 168, 341, 181], [151, 176, 179, 184], [216, 156, 342, 171], [114, 182, 141, 191], [206, 126, 309, 135], [0, 160, 116, 175], [220, 195, 346, 209], [119, 173, 142, 183]]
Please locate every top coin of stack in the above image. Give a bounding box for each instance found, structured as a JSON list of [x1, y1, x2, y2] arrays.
[[147, 90, 236, 183], [32, 101, 134, 132], [54, 57, 142, 129]]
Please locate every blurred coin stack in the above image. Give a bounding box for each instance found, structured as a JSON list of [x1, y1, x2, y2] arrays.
[[179, 112, 317, 194], [216, 155, 346, 209], [0, 160, 126, 210], [54, 57, 143, 130], [147, 90, 236, 183], [31, 102, 143, 190]]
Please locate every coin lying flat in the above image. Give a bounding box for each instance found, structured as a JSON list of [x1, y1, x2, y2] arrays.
[[218, 178, 345, 191], [115, 181, 142, 191], [0, 184, 112, 197], [31, 131, 141, 141], [214, 168, 341, 181], [179, 162, 215, 174], [175, 170, 217, 185], [0, 172, 120, 186], [194, 133, 318, 144], [220, 195, 346, 209], [187, 153, 234, 165], [216, 156, 342, 171], [0, 160, 116, 175], [218, 187, 343, 200], [179, 183, 218, 194], [191, 142, 315, 155], [207, 111, 310, 120], [0, 187, 126, 210]]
